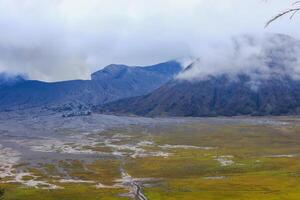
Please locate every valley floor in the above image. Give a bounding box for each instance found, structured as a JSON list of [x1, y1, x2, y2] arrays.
[[0, 111, 300, 199]]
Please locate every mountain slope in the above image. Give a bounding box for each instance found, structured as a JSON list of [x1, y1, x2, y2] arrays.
[[96, 34, 300, 117], [0, 61, 181, 112], [97, 75, 300, 117]]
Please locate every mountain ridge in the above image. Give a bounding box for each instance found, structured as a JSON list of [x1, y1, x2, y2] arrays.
[[0, 60, 182, 114], [95, 75, 300, 117], [95, 34, 300, 117]]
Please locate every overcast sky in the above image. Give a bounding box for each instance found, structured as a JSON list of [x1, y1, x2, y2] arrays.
[[0, 0, 299, 81]]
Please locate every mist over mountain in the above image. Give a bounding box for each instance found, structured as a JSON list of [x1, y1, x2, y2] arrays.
[[0, 61, 181, 114], [2, 33, 300, 117], [178, 34, 300, 82], [0, 73, 26, 86], [97, 34, 300, 117], [1, 1, 298, 82]]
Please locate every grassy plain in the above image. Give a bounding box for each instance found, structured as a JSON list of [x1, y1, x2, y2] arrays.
[[1, 118, 300, 199]]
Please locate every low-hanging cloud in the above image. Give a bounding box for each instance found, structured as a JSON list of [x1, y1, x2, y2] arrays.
[[177, 34, 300, 84], [0, 0, 299, 81]]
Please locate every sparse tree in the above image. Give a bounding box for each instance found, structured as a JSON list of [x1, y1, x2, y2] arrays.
[[266, 1, 300, 27]]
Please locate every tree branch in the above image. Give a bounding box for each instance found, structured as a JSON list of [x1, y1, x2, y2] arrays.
[[265, 1, 300, 27]]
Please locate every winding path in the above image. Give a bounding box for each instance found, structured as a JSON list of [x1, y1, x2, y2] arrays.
[[118, 165, 148, 200], [133, 182, 147, 200]]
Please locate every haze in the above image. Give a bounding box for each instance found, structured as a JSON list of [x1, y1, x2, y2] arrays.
[[0, 0, 299, 81]]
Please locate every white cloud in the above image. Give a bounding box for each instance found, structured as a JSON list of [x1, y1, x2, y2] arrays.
[[0, 0, 299, 81], [177, 34, 300, 84]]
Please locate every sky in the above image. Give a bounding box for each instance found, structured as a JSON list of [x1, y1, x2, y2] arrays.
[[0, 0, 300, 82]]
